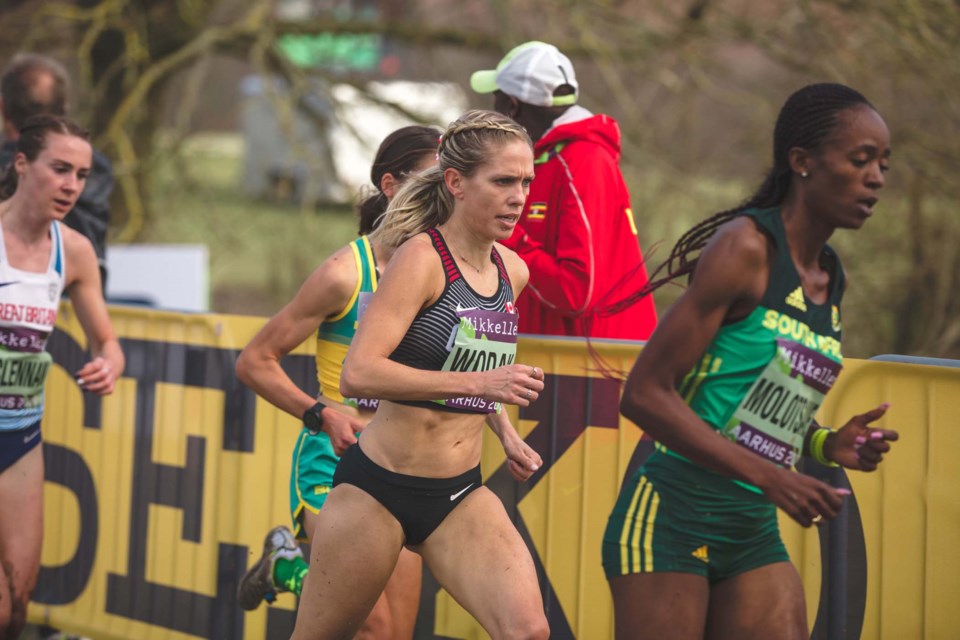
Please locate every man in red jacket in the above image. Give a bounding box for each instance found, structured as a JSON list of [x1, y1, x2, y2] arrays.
[[471, 41, 657, 339]]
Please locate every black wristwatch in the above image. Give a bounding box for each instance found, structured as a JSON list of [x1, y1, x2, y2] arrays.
[[302, 401, 327, 435]]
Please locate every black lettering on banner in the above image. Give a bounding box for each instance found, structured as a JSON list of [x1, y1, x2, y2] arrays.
[[46, 333, 300, 639], [47, 330, 103, 431], [43, 326, 870, 640], [34, 443, 98, 605], [103, 339, 253, 639], [35, 330, 103, 605]]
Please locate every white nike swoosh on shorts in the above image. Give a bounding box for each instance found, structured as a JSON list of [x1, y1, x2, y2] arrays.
[[449, 483, 475, 501], [23, 429, 40, 444]]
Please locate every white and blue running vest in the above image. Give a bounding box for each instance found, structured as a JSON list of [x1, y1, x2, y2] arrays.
[[0, 221, 65, 431]]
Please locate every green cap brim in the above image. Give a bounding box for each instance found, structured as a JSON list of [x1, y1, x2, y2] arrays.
[[552, 94, 578, 106], [470, 70, 499, 94]]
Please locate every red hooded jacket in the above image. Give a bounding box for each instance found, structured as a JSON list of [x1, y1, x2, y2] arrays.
[[501, 108, 658, 339]]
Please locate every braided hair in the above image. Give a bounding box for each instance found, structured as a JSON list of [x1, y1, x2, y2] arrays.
[[357, 125, 442, 235], [0, 114, 89, 201], [603, 83, 874, 316], [370, 110, 532, 248]]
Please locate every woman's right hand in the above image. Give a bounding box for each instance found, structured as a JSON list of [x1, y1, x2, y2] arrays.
[[322, 409, 367, 456], [76, 355, 120, 396], [480, 364, 545, 406], [756, 465, 848, 528]]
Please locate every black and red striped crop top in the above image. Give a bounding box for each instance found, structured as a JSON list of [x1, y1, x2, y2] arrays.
[[388, 227, 518, 413]]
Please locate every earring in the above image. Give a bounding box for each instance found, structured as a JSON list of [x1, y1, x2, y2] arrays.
[[801, 171, 809, 178]]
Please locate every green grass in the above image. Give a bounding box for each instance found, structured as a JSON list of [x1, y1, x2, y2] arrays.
[[625, 162, 748, 312], [144, 133, 359, 316]]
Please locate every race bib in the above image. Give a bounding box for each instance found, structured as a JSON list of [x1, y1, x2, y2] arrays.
[[345, 396, 380, 411], [0, 349, 53, 410], [722, 338, 842, 468], [343, 292, 379, 412], [434, 307, 518, 413]]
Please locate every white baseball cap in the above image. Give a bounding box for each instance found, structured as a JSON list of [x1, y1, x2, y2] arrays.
[[470, 41, 578, 107]]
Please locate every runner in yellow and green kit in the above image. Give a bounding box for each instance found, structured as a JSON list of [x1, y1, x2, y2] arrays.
[[601, 84, 900, 639], [235, 127, 439, 637]]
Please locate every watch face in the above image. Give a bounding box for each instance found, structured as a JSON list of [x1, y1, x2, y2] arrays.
[[304, 404, 324, 432]]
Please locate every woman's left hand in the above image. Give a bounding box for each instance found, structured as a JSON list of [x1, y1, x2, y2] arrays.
[[76, 356, 119, 396], [503, 435, 543, 483], [825, 403, 899, 471]]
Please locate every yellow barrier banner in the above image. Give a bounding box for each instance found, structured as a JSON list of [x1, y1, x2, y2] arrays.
[[31, 306, 960, 639]]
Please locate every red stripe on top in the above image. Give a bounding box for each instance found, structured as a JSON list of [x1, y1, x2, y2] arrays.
[[426, 227, 461, 283], [491, 246, 510, 284]]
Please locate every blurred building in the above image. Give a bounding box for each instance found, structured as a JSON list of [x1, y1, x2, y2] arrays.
[[240, 0, 463, 205]]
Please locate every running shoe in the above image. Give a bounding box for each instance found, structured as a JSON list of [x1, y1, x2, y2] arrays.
[[237, 525, 303, 610]]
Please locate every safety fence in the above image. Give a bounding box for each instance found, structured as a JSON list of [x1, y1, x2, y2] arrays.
[[30, 305, 960, 639]]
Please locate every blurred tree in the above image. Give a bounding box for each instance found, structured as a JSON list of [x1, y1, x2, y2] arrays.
[[508, 0, 960, 357], [683, 0, 960, 357], [0, 0, 503, 239], [0, 0, 268, 241], [0, 0, 955, 356]]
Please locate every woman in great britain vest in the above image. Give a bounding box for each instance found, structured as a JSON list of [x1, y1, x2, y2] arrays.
[[288, 111, 549, 639], [0, 115, 124, 639], [235, 125, 542, 638], [601, 84, 900, 639]]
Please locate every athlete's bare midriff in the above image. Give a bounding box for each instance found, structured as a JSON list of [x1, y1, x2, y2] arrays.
[[358, 399, 486, 478]]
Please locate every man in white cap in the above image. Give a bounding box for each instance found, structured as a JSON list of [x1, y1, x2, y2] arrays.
[[471, 41, 657, 339]]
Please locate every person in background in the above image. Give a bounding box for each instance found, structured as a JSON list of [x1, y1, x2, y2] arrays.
[[601, 83, 898, 639], [1, 52, 112, 289], [0, 114, 124, 639], [235, 124, 542, 638], [471, 41, 657, 339]]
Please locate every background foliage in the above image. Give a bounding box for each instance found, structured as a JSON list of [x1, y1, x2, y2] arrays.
[[1, 0, 957, 358]]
